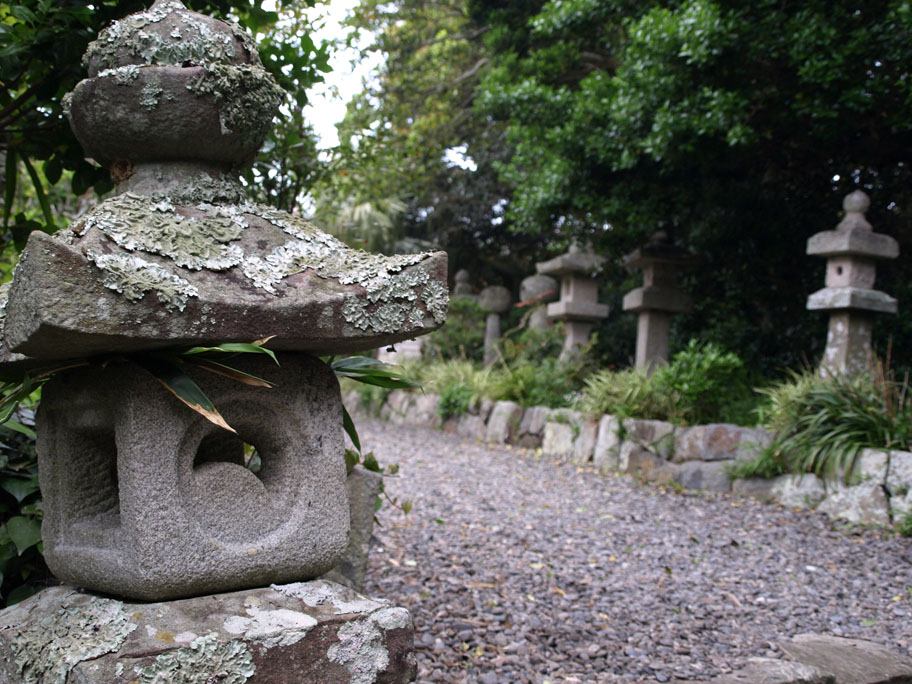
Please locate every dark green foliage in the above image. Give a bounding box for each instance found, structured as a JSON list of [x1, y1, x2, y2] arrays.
[[579, 340, 757, 424], [438, 382, 474, 420], [0, 406, 51, 607], [423, 298, 486, 362], [756, 363, 911, 481], [898, 512, 912, 538]]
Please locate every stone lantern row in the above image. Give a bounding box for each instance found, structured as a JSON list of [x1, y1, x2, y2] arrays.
[[452, 189, 899, 375]]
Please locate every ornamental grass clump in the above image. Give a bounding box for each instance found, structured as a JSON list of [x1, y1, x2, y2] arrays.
[[755, 360, 911, 481]]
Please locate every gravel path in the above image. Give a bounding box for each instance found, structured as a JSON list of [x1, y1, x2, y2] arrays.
[[358, 417, 912, 683]]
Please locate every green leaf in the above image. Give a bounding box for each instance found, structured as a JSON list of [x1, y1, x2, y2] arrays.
[[2, 420, 36, 440], [3, 150, 17, 230], [1, 477, 38, 503], [362, 452, 381, 473], [6, 517, 41, 555], [342, 404, 360, 453], [21, 155, 55, 232], [344, 448, 359, 474], [187, 359, 274, 387], [180, 339, 278, 364], [43, 156, 62, 185], [135, 356, 237, 434]]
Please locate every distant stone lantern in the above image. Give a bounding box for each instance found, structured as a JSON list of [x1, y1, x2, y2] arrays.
[[806, 190, 898, 375], [519, 273, 558, 330], [452, 268, 478, 302], [479, 285, 512, 365], [536, 244, 608, 359], [622, 231, 692, 373]]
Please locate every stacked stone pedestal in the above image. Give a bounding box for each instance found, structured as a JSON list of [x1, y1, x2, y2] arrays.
[[479, 285, 512, 366], [806, 190, 898, 375], [622, 231, 692, 372]]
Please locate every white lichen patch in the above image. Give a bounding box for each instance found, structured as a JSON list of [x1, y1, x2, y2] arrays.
[[184, 64, 284, 142], [135, 633, 254, 684], [97, 63, 142, 84], [87, 250, 199, 311], [222, 606, 317, 648], [271, 581, 388, 615], [370, 607, 412, 631], [80, 193, 245, 270], [327, 618, 389, 684], [422, 280, 449, 325], [139, 82, 162, 108], [11, 596, 137, 684], [85, 0, 258, 72]]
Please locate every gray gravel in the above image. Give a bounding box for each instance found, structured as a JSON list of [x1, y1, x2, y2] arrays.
[[358, 417, 912, 683]]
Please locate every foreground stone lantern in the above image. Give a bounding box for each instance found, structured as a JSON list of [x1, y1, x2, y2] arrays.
[[622, 231, 692, 373], [520, 274, 558, 331], [536, 244, 608, 359], [806, 190, 898, 375], [0, 0, 447, 602], [479, 285, 512, 365]]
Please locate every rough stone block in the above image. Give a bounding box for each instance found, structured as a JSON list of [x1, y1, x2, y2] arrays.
[[593, 415, 622, 471], [323, 466, 382, 593], [486, 401, 523, 444], [0, 581, 416, 684], [731, 477, 780, 503], [518, 406, 552, 438], [37, 353, 349, 601], [572, 416, 600, 464], [542, 422, 576, 459], [854, 448, 890, 485], [886, 450, 912, 518], [674, 460, 733, 493], [477, 398, 495, 423], [779, 633, 912, 684], [452, 414, 486, 441], [623, 418, 675, 459], [674, 424, 772, 463], [772, 474, 827, 510], [412, 392, 442, 429], [706, 657, 834, 683], [620, 445, 680, 483], [817, 480, 891, 526]]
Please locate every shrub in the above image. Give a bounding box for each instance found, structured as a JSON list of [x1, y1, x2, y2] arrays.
[[755, 362, 911, 480], [578, 340, 757, 425], [438, 382, 474, 420], [898, 511, 912, 538], [0, 404, 51, 607], [489, 357, 581, 408]]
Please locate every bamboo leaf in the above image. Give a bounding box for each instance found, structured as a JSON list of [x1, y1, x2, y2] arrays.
[[180, 340, 278, 364], [20, 155, 54, 232], [342, 404, 360, 453], [1, 419, 35, 439], [135, 357, 237, 433], [187, 359, 274, 387], [3, 149, 16, 230]]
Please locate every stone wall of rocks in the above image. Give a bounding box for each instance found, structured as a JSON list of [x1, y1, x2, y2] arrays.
[[347, 389, 912, 530]]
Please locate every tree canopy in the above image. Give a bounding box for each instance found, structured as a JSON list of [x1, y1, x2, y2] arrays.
[[334, 0, 912, 372]]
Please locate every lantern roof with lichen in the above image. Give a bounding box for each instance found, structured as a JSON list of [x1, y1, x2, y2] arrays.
[[0, 1, 448, 372]]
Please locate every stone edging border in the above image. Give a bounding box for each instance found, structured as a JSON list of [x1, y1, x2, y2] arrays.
[[346, 390, 912, 530]]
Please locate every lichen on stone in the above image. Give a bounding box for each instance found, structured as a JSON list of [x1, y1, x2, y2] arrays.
[[87, 249, 199, 311], [85, 1, 257, 73], [11, 594, 137, 684], [97, 63, 142, 84], [327, 618, 389, 684], [135, 633, 255, 684], [139, 82, 163, 109], [422, 280, 449, 325], [184, 64, 284, 141], [80, 193, 245, 270]]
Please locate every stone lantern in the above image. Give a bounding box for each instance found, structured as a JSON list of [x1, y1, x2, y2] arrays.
[[519, 274, 558, 331], [622, 231, 692, 373], [806, 190, 898, 375], [479, 285, 512, 365], [536, 244, 608, 359], [0, 0, 448, 603], [452, 268, 478, 302]]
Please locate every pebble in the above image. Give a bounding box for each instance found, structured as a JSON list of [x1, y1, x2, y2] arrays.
[[359, 418, 912, 682]]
